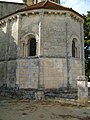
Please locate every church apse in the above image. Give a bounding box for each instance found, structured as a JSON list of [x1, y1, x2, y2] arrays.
[[0, 0, 85, 99]]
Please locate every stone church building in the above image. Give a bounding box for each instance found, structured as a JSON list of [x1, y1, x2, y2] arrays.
[[0, 0, 84, 92]]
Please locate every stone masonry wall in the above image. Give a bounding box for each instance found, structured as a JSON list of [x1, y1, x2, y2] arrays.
[[0, 1, 26, 18], [16, 58, 39, 89], [21, 13, 40, 38], [0, 62, 5, 86], [40, 58, 67, 89], [41, 11, 84, 88], [72, 59, 82, 87], [0, 17, 19, 87], [69, 16, 85, 86], [6, 60, 17, 87], [43, 13, 66, 57]]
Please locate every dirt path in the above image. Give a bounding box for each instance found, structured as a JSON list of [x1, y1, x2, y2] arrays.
[[0, 97, 90, 120]]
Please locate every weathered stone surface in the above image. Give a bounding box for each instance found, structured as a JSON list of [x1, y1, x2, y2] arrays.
[[16, 58, 39, 89], [77, 76, 88, 105], [39, 58, 67, 89], [0, 1, 26, 18], [0, 2, 84, 98]]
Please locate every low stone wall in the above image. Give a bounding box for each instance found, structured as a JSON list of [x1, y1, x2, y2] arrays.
[[44, 87, 78, 100], [0, 84, 77, 100], [0, 76, 88, 106], [0, 84, 36, 99]]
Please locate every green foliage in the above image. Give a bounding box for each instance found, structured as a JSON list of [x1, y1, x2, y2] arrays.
[[84, 12, 90, 41], [84, 11, 90, 81]]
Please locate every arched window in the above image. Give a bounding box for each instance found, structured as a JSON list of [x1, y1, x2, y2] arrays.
[[72, 39, 79, 58], [22, 34, 37, 57], [28, 38, 36, 56], [72, 41, 75, 57]]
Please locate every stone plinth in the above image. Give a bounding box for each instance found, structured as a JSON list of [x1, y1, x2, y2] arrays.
[[77, 76, 88, 105], [35, 90, 44, 100]]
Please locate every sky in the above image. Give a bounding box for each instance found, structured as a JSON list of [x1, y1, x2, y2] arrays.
[[0, 0, 90, 15], [61, 0, 90, 15]]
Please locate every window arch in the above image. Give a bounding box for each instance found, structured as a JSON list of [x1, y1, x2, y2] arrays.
[[22, 34, 37, 57], [72, 38, 79, 58], [28, 38, 36, 56], [72, 40, 75, 57]]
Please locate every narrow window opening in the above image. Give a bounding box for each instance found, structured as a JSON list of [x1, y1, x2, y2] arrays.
[[72, 41, 75, 57], [29, 38, 36, 56], [75, 47, 77, 57], [23, 43, 25, 56]]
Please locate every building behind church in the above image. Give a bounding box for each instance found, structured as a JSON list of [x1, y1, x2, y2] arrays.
[[0, 1, 26, 18], [0, 0, 85, 98]]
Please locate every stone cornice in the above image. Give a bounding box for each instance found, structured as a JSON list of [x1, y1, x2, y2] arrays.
[[0, 16, 17, 27], [0, 11, 40, 26], [0, 10, 83, 27], [70, 13, 84, 23], [0, 20, 6, 27], [44, 11, 66, 16]]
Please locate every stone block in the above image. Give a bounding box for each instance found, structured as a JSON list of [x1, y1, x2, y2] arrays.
[[77, 76, 88, 105], [35, 91, 44, 100]]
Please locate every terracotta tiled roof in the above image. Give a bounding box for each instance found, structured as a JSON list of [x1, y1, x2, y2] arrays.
[[18, 1, 83, 17], [19, 1, 70, 11], [0, 0, 84, 20]]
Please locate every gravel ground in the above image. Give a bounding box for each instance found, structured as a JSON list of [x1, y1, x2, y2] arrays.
[[0, 97, 90, 120]]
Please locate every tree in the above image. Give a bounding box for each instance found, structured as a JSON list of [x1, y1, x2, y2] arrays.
[[84, 11, 90, 81]]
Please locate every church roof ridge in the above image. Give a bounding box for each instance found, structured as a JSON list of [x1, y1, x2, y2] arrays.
[[0, 0, 84, 20]]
